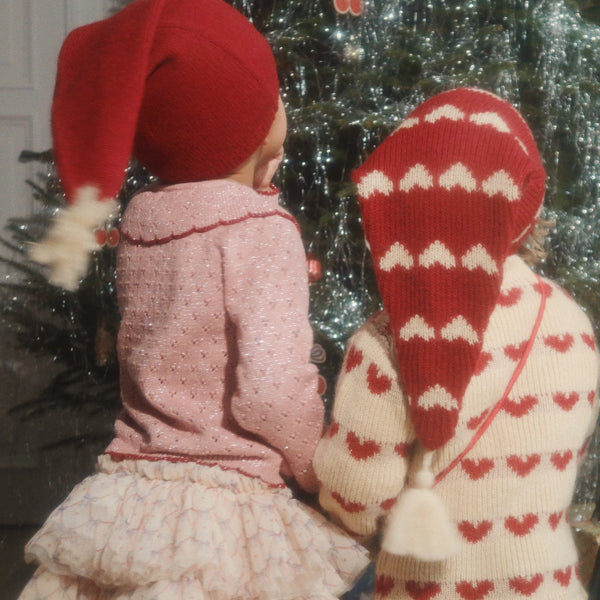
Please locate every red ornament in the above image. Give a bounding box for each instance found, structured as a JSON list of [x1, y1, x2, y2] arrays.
[[94, 227, 120, 247], [334, 0, 364, 16], [306, 253, 322, 283], [317, 375, 327, 396]]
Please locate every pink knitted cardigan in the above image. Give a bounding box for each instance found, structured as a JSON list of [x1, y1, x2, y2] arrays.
[[106, 179, 324, 491]]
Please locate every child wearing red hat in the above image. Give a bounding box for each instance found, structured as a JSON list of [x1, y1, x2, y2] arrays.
[[21, 1, 368, 598], [313, 88, 599, 599]]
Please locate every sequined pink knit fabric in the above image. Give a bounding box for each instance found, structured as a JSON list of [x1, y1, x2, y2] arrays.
[[107, 179, 324, 491]]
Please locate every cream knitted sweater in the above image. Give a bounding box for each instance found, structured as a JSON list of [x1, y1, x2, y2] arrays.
[[314, 256, 598, 600]]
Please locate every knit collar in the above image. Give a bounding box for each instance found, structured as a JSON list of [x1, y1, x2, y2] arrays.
[[120, 179, 287, 243]]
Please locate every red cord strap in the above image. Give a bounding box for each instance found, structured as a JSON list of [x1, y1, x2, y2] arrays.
[[435, 274, 547, 486]]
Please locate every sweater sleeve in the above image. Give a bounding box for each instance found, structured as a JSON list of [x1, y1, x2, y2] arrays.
[[313, 313, 416, 537], [221, 213, 324, 493]]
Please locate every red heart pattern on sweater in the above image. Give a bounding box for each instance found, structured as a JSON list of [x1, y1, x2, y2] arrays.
[[345, 346, 363, 372], [589, 391, 596, 406], [503, 395, 538, 417], [473, 351, 492, 376], [328, 421, 339, 438], [467, 409, 489, 430], [367, 362, 392, 394], [380, 497, 398, 511], [394, 442, 412, 457], [461, 458, 494, 480], [553, 392, 579, 411], [455, 580, 494, 600], [376, 574, 396, 597], [346, 431, 381, 460], [505, 513, 538, 536], [507, 454, 541, 477], [548, 511, 563, 530], [498, 287, 522, 307], [509, 574, 543, 595], [581, 332, 596, 350], [533, 280, 553, 297], [405, 581, 442, 600], [457, 520, 493, 543], [544, 333, 574, 353], [504, 341, 528, 361], [553, 566, 572, 587], [550, 450, 573, 471], [331, 491, 366, 514]]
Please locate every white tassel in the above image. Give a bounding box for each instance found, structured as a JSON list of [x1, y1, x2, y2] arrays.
[[381, 452, 460, 561], [28, 186, 118, 291]]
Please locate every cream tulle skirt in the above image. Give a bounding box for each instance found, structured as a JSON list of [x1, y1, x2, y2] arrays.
[[19, 456, 369, 600]]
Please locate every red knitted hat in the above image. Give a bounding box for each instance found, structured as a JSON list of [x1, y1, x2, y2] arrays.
[[30, 0, 279, 289], [353, 88, 546, 451]]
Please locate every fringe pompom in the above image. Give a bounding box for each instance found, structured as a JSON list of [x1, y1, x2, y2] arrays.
[[381, 453, 460, 561], [28, 186, 118, 291]]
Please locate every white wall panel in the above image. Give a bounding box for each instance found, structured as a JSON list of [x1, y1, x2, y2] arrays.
[[0, 1, 32, 88], [66, 0, 111, 31], [0, 0, 112, 528], [0, 1, 112, 224], [0, 116, 33, 225]]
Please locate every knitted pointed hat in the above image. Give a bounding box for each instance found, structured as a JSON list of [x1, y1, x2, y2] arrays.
[[353, 88, 546, 452], [30, 0, 279, 290]]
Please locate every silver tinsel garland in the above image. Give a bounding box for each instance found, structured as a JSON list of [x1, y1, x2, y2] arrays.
[[46, 0, 600, 512]]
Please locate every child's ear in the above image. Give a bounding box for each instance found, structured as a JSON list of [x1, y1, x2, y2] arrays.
[[259, 97, 287, 158], [253, 149, 284, 192]]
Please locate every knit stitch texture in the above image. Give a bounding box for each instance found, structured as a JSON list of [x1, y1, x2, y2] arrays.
[[18, 179, 373, 599], [314, 255, 599, 599], [353, 88, 546, 451], [108, 179, 324, 491]]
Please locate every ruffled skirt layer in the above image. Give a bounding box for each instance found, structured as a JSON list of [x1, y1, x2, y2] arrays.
[[19, 456, 369, 600]]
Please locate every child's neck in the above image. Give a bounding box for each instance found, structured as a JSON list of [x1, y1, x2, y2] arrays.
[[224, 170, 254, 188]]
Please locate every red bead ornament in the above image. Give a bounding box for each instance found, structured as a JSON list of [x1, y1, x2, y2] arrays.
[[334, 0, 364, 16], [94, 227, 120, 247], [306, 253, 322, 283], [317, 375, 327, 396]]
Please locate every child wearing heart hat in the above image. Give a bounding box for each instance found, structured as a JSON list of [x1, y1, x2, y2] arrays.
[[20, 1, 368, 598], [313, 88, 598, 599]]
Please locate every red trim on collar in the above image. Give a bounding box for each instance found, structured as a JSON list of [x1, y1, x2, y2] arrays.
[[256, 184, 279, 196], [120, 210, 301, 246]]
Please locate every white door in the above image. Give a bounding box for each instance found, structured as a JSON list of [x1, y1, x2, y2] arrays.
[[0, 0, 111, 226], [1, 5, 114, 595], [0, 0, 112, 523]]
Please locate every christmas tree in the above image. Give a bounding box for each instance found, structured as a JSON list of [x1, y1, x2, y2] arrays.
[[3, 0, 600, 595]]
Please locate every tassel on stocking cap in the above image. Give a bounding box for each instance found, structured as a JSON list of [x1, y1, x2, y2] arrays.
[[352, 88, 546, 560], [382, 453, 460, 560], [30, 0, 279, 290]]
